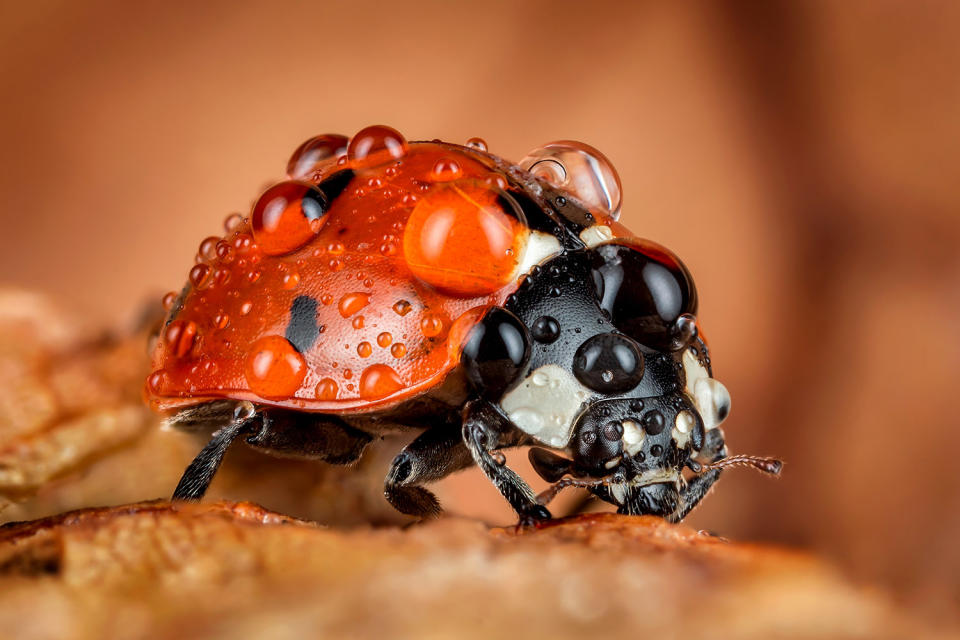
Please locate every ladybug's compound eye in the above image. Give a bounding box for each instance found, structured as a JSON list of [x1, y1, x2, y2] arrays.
[[461, 307, 531, 397], [590, 240, 698, 351], [251, 181, 328, 256], [573, 333, 644, 394], [403, 182, 526, 297], [519, 140, 622, 220]]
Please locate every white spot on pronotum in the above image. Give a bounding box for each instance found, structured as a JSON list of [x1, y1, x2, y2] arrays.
[[500, 364, 592, 448], [578, 224, 613, 248], [514, 231, 562, 280]]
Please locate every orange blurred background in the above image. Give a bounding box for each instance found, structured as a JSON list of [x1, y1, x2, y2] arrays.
[[1, 0, 958, 620]]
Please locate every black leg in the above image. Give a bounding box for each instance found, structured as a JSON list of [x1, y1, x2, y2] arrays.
[[672, 426, 729, 521], [245, 409, 373, 465], [172, 412, 256, 501], [461, 400, 551, 524], [384, 425, 472, 517]]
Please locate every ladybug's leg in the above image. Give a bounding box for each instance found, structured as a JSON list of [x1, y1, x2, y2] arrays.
[[673, 427, 728, 522], [384, 425, 472, 517], [172, 402, 258, 501], [462, 400, 552, 524], [244, 409, 373, 465]]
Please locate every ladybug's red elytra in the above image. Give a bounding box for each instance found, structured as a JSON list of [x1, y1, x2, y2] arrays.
[[147, 125, 781, 524]]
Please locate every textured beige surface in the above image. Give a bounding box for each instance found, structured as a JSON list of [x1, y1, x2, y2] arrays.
[[0, 502, 946, 640]]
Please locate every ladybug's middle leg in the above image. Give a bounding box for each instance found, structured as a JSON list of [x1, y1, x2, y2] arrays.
[[384, 424, 472, 518], [462, 400, 552, 524]]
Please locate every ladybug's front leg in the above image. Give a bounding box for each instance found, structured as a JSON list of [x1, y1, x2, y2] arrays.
[[673, 427, 728, 522], [384, 424, 472, 518], [462, 400, 552, 525]]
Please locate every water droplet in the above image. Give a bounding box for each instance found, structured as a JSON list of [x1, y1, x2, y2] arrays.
[[287, 134, 349, 180], [251, 181, 328, 255], [352, 315, 365, 329], [339, 292, 370, 317], [315, 377, 339, 401], [240, 301, 253, 315], [392, 300, 412, 316], [403, 183, 525, 296], [215, 240, 235, 262], [357, 342, 372, 357], [390, 343, 406, 358], [347, 125, 408, 167], [601, 370, 613, 382], [377, 332, 392, 347], [465, 137, 488, 151], [161, 291, 178, 310], [246, 270, 261, 284], [233, 233, 255, 252], [429, 157, 462, 182], [197, 236, 219, 262], [281, 272, 300, 289], [343, 368, 353, 379], [214, 312, 230, 329], [146, 370, 168, 393], [420, 313, 445, 338], [320, 294, 333, 305], [164, 320, 198, 358], [359, 364, 404, 400], [531, 316, 560, 343], [189, 264, 211, 289], [485, 174, 508, 190], [379, 242, 397, 256], [519, 141, 622, 219], [223, 213, 244, 233], [244, 335, 306, 399], [328, 259, 345, 272], [532, 371, 549, 386]]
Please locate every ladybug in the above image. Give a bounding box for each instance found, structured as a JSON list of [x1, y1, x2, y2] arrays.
[[147, 125, 780, 525]]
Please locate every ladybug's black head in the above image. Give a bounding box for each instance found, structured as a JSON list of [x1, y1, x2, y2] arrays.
[[464, 234, 731, 516]]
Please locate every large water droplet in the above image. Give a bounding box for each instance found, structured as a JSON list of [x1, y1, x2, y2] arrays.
[[465, 137, 488, 152], [287, 134, 349, 180], [339, 292, 370, 317], [251, 181, 328, 256], [520, 141, 622, 219], [244, 335, 306, 399], [402, 182, 525, 296], [359, 364, 404, 400], [347, 125, 408, 167]]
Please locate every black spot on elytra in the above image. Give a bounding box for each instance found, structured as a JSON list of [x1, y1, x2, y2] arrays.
[[286, 296, 319, 353]]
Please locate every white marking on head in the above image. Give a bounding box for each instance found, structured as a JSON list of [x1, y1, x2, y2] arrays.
[[578, 224, 613, 248], [513, 231, 562, 281], [621, 419, 645, 456], [682, 349, 731, 430], [500, 364, 592, 448]]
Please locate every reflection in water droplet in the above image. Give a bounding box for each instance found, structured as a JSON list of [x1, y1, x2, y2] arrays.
[[315, 377, 339, 401], [357, 342, 372, 357], [393, 300, 412, 316], [377, 332, 392, 347], [287, 134, 349, 180], [189, 264, 211, 289], [466, 137, 488, 152], [420, 313, 445, 338], [339, 292, 370, 317], [214, 313, 230, 329], [347, 125, 408, 166], [245, 335, 306, 399], [198, 236, 219, 262], [430, 157, 462, 182], [359, 364, 404, 400], [390, 343, 406, 358], [251, 181, 328, 255], [519, 140, 623, 219], [240, 301, 253, 315], [223, 213, 244, 233], [403, 183, 525, 296], [164, 320, 198, 358]]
